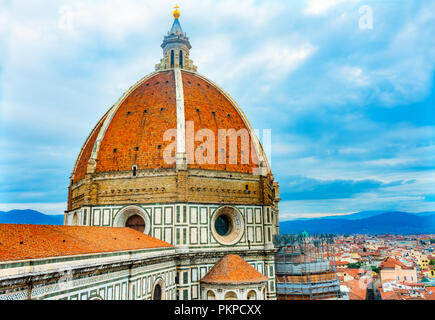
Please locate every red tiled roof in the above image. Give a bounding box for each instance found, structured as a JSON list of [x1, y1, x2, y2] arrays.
[[381, 291, 401, 300], [379, 257, 409, 269], [378, 284, 401, 300], [0, 224, 172, 262], [346, 268, 366, 277], [425, 287, 435, 300], [71, 70, 262, 182], [96, 71, 177, 173], [200, 254, 268, 284], [343, 279, 367, 300], [335, 260, 349, 266], [402, 282, 424, 287], [182, 71, 259, 173]]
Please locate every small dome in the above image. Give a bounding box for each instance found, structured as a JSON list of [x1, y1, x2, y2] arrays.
[[200, 254, 268, 284]]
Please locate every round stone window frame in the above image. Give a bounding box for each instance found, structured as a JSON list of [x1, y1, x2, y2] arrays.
[[210, 206, 245, 246], [113, 205, 151, 235]]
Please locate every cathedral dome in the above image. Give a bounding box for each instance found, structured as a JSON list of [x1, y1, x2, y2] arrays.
[[71, 9, 272, 185], [72, 69, 268, 183], [72, 69, 269, 184], [62, 9, 280, 302], [68, 8, 277, 214]]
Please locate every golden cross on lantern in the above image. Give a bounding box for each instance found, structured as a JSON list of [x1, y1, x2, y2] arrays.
[[173, 5, 180, 19]]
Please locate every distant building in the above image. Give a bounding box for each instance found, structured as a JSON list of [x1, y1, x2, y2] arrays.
[[419, 255, 430, 270], [274, 234, 341, 300], [336, 267, 367, 282], [340, 279, 368, 300], [379, 257, 417, 284], [394, 240, 418, 248], [378, 281, 435, 300]]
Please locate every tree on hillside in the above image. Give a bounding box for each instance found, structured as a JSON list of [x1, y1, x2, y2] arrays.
[[347, 262, 363, 269]]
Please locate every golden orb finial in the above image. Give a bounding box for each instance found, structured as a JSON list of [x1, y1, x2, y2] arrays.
[[173, 5, 180, 19]]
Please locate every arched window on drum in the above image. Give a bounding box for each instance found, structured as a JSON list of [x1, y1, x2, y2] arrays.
[[125, 215, 145, 233], [224, 291, 237, 300], [207, 290, 216, 300], [153, 283, 162, 300]]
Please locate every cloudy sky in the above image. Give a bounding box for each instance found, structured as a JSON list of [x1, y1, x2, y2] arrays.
[[0, 0, 434, 220]]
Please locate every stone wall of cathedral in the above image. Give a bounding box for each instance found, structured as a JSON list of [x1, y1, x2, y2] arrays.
[[65, 202, 278, 300], [175, 251, 276, 300], [66, 203, 277, 249], [0, 250, 276, 300], [66, 164, 279, 301], [0, 249, 177, 300], [68, 168, 276, 211]]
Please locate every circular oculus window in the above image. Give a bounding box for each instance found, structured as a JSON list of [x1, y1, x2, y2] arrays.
[[113, 205, 151, 235], [211, 206, 244, 245]]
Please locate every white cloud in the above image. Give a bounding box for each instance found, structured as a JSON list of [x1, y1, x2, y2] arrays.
[[183, 0, 284, 29], [361, 3, 435, 106], [339, 66, 370, 86], [362, 157, 415, 167], [272, 141, 306, 157], [281, 210, 359, 220], [279, 192, 433, 221], [304, 0, 348, 15], [338, 147, 367, 155], [197, 38, 316, 90], [226, 42, 317, 90], [239, 42, 316, 81]]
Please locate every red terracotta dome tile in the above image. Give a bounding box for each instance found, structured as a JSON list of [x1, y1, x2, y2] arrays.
[[71, 70, 262, 182], [200, 254, 268, 284], [96, 71, 177, 173], [182, 71, 259, 173], [0, 224, 172, 262]]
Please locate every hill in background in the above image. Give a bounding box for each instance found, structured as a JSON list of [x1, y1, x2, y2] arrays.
[[0, 209, 64, 225], [279, 211, 435, 235]]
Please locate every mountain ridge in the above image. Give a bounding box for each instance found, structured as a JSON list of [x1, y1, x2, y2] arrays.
[[280, 211, 435, 235], [0, 209, 64, 225]]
